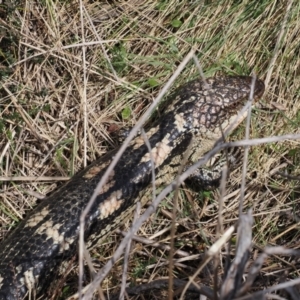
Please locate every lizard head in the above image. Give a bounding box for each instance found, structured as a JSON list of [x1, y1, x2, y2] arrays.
[[172, 75, 265, 139]]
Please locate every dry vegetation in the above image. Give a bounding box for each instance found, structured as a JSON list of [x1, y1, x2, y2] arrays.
[[1, 0, 300, 299]]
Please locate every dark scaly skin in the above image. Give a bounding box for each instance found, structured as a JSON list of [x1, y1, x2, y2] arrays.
[[0, 76, 265, 299]]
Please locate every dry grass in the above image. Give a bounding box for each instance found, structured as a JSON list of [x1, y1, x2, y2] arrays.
[[1, 0, 300, 299]]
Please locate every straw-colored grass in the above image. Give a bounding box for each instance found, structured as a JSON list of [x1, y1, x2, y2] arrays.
[[1, 0, 300, 299]]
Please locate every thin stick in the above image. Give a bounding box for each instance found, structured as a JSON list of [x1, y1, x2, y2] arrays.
[[235, 277, 300, 300], [0, 131, 16, 163], [62, 40, 121, 49], [264, 0, 294, 89], [82, 5, 119, 81], [0, 176, 70, 181], [116, 229, 198, 258], [78, 48, 196, 298], [78, 0, 88, 297], [141, 128, 156, 202], [119, 202, 141, 300], [239, 74, 257, 217], [79, 0, 88, 168], [213, 167, 228, 300], [168, 138, 194, 300]]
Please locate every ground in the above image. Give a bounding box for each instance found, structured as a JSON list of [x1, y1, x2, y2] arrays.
[[1, 0, 300, 299]]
